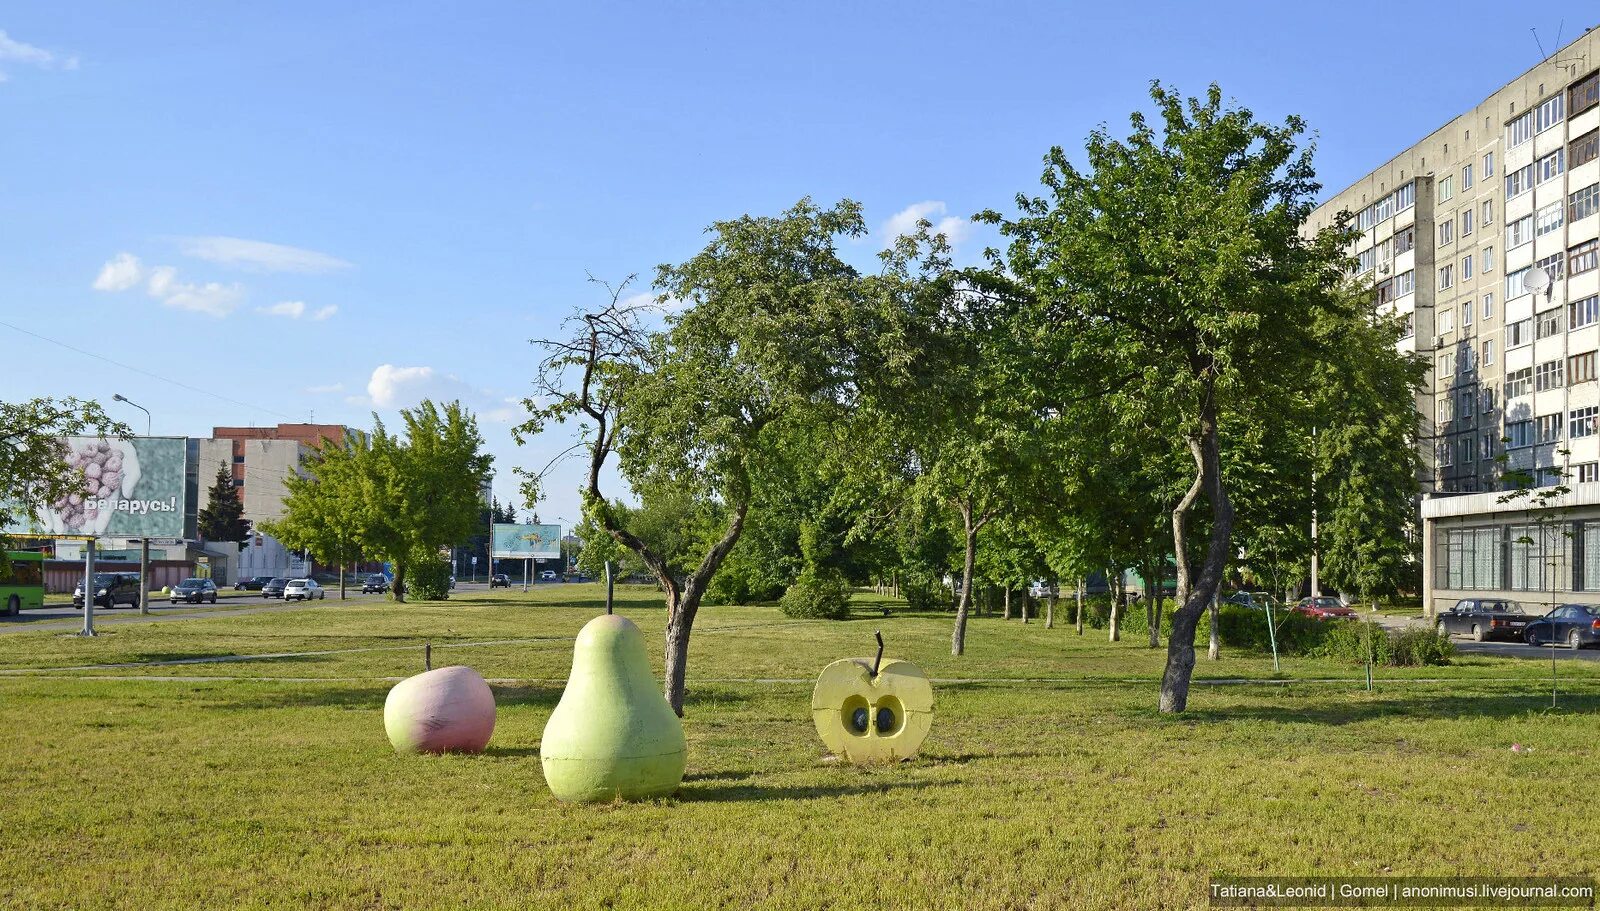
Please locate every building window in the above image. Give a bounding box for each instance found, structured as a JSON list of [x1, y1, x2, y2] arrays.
[[1569, 183, 1600, 223], [1570, 351, 1597, 384], [1570, 294, 1600, 328], [1507, 419, 1534, 447], [1537, 307, 1565, 340], [1536, 358, 1565, 390], [1508, 266, 1532, 299], [1439, 264, 1454, 290], [1463, 254, 1474, 279], [1507, 164, 1536, 199], [1572, 406, 1600, 438], [1536, 200, 1565, 236], [1356, 247, 1375, 274], [1394, 225, 1415, 255], [1438, 175, 1453, 202], [1440, 308, 1455, 334], [1506, 365, 1533, 397], [1484, 151, 1495, 177], [1578, 462, 1600, 484], [1396, 269, 1415, 297], [1439, 220, 1454, 246], [1508, 215, 1534, 249], [1463, 163, 1474, 190], [1481, 432, 1497, 460], [1483, 338, 1495, 366], [1483, 246, 1495, 273], [1462, 208, 1474, 237], [1572, 72, 1600, 117], [1461, 388, 1476, 418], [1571, 129, 1600, 168], [1571, 238, 1600, 275], [1481, 385, 1498, 413], [1508, 111, 1535, 148], [1463, 300, 1473, 327], [1438, 349, 1456, 376], [1537, 148, 1566, 184], [1537, 413, 1564, 442], [1395, 181, 1415, 211], [1537, 252, 1567, 282], [1437, 398, 1454, 424], [1483, 292, 1495, 320], [1376, 277, 1396, 306], [1510, 523, 1570, 592], [1538, 93, 1567, 133], [1482, 199, 1494, 226], [1401, 312, 1414, 339], [1444, 526, 1504, 590]]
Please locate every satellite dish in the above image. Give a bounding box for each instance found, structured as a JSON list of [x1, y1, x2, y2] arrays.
[[1527, 267, 1552, 295]]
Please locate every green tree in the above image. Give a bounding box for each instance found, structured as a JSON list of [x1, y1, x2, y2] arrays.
[[518, 200, 864, 715], [0, 397, 127, 536], [986, 83, 1364, 712], [196, 464, 252, 548], [262, 437, 368, 599]]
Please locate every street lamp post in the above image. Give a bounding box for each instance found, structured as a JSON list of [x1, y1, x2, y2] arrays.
[[111, 394, 151, 436]]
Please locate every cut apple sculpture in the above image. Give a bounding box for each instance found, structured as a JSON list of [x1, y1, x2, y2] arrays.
[[541, 614, 687, 802], [811, 633, 933, 762], [383, 665, 497, 754]]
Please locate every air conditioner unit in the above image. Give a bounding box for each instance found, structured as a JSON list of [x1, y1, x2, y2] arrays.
[[1436, 335, 1448, 349], [1378, 263, 1391, 274]]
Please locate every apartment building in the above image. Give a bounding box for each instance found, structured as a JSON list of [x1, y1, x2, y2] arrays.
[[1308, 29, 1600, 616]]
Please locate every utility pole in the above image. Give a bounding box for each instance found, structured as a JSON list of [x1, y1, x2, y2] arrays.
[[80, 538, 97, 637], [138, 537, 150, 616]]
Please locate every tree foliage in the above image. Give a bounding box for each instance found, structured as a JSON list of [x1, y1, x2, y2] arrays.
[[0, 397, 128, 536], [196, 464, 251, 548]]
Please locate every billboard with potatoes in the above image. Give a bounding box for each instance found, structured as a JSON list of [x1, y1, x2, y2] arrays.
[[5, 436, 189, 539]]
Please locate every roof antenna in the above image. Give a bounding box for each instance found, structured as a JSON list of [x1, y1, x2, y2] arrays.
[[1533, 27, 1550, 62]]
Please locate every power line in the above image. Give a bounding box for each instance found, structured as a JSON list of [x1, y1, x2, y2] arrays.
[[0, 318, 295, 421]]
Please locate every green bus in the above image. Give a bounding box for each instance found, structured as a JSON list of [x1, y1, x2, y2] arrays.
[[1, 551, 45, 616]]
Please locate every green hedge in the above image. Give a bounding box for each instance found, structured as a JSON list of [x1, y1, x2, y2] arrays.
[[779, 568, 851, 620], [407, 559, 453, 601]]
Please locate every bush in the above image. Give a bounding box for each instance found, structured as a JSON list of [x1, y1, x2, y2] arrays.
[[406, 559, 453, 601], [901, 579, 948, 613], [1391, 627, 1455, 666], [779, 568, 851, 620]]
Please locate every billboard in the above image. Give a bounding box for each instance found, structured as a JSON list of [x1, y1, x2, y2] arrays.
[[491, 523, 561, 559], [6, 436, 189, 539]]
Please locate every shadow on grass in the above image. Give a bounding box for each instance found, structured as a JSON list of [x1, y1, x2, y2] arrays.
[[679, 778, 951, 803], [1187, 691, 1600, 726], [485, 746, 542, 758]]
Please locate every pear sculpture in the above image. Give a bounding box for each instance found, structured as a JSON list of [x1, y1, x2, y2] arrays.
[[540, 614, 686, 802]]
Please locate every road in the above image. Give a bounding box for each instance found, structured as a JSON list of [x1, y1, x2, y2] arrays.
[[1369, 612, 1600, 662]]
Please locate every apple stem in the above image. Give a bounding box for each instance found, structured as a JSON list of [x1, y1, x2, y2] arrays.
[[872, 631, 884, 679]]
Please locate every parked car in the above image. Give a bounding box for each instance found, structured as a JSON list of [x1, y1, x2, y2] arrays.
[[261, 578, 290, 599], [1523, 604, 1600, 649], [1436, 598, 1531, 642], [361, 574, 389, 594], [490, 573, 510, 589], [236, 576, 274, 591], [73, 572, 142, 609], [1291, 596, 1357, 621], [283, 579, 325, 601], [170, 578, 219, 604], [1225, 591, 1278, 611], [540, 570, 557, 581]]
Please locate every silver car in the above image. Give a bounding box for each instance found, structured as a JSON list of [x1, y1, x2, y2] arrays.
[[283, 578, 325, 601]]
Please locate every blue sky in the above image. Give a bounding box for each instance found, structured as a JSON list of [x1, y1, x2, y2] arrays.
[[3, 1, 1598, 528]]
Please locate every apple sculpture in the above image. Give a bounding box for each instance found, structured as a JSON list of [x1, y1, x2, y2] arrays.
[[811, 632, 933, 763], [383, 665, 497, 754], [540, 614, 686, 802]]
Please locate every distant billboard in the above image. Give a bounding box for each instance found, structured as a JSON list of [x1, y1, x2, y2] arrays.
[[4, 436, 189, 539], [491, 523, 561, 559]]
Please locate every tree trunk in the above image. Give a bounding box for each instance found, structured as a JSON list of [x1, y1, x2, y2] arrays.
[[659, 501, 749, 716], [1145, 566, 1159, 649], [951, 503, 978, 656], [1075, 577, 1085, 635], [1108, 572, 1122, 642], [1046, 588, 1056, 629], [339, 563, 346, 600], [1207, 594, 1220, 660], [1003, 587, 1012, 620], [1160, 415, 1235, 713], [1021, 590, 1031, 624], [392, 560, 407, 604]]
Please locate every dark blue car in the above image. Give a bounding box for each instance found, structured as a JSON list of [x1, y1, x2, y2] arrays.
[[1523, 604, 1600, 649]]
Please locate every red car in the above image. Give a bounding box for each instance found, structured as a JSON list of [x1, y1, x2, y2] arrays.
[[1292, 596, 1357, 620]]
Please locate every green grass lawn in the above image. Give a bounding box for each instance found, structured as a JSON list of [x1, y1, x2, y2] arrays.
[[3, 584, 1599, 910]]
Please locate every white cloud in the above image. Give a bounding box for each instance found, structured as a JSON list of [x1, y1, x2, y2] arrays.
[[311, 304, 338, 321], [92, 253, 144, 292], [159, 281, 243, 317], [177, 236, 352, 274], [881, 200, 969, 249], [366, 364, 478, 409], [258, 300, 306, 319], [0, 30, 71, 82], [304, 382, 345, 394]]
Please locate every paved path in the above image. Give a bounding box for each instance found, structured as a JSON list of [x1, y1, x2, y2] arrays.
[[0, 593, 383, 635]]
